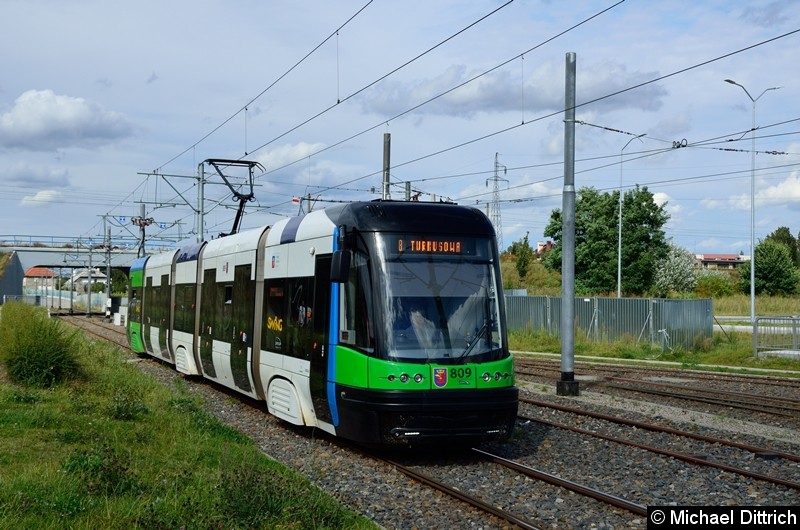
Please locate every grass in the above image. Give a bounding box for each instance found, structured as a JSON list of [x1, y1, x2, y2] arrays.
[[509, 328, 800, 374], [497, 282, 800, 373], [711, 294, 799, 317], [0, 303, 376, 530]]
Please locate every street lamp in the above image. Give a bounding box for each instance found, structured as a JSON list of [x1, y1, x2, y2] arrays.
[[724, 79, 781, 326], [617, 133, 646, 298]]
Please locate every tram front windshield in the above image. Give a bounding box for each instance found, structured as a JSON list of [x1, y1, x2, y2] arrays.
[[375, 235, 504, 364]]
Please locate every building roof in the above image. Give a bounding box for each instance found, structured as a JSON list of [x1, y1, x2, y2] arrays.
[[698, 253, 742, 260], [24, 266, 55, 278]]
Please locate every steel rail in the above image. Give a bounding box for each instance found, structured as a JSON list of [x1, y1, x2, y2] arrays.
[[604, 375, 800, 407], [520, 397, 800, 463], [472, 448, 648, 516], [381, 457, 542, 530], [518, 411, 800, 490], [601, 381, 799, 418]]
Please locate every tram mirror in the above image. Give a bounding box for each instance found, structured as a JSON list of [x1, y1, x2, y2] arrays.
[[330, 250, 351, 283]]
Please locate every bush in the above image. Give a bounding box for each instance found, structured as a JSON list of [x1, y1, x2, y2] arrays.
[[0, 302, 83, 387], [694, 270, 735, 297]]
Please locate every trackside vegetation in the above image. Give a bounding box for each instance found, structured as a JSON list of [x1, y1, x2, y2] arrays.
[[0, 302, 375, 530], [508, 328, 800, 374], [500, 255, 800, 373], [0, 301, 83, 387]]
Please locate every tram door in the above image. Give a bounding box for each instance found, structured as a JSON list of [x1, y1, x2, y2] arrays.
[[310, 255, 332, 424], [156, 274, 170, 360], [143, 276, 153, 354]]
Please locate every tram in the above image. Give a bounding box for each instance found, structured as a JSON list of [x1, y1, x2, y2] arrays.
[[127, 200, 518, 445]]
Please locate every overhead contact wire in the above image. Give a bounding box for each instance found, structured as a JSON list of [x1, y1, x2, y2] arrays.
[[154, 0, 375, 173]]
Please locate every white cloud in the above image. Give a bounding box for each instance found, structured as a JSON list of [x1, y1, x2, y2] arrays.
[[256, 142, 328, 171], [700, 198, 725, 210], [21, 190, 61, 207], [653, 191, 683, 217], [758, 172, 800, 210], [701, 172, 800, 211], [360, 58, 668, 119], [0, 89, 132, 151]]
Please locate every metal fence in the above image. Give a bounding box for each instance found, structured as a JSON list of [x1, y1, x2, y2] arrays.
[[2, 291, 108, 313], [755, 316, 800, 358], [505, 295, 713, 351]]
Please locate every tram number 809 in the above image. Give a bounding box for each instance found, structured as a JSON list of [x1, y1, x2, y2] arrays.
[[450, 367, 472, 379]]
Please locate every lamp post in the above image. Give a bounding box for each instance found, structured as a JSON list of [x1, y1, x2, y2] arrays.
[[617, 133, 646, 298], [724, 79, 781, 326]]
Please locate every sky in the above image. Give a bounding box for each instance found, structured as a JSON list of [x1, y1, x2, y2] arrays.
[[1, 0, 799, 256]]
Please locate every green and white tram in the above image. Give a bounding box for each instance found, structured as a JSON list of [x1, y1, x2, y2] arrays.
[[128, 200, 518, 446]]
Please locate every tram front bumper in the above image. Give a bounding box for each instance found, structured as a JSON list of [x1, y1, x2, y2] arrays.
[[334, 385, 519, 446]]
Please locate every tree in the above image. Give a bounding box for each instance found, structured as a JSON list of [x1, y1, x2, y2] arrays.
[[111, 269, 129, 295], [543, 185, 669, 295], [738, 239, 800, 296], [653, 243, 696, 296], [765, 226, 799, 268], [511, 232, 534, 279]]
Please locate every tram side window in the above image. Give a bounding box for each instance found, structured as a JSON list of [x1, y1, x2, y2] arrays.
[[174, 283, 196, 333], [263, 281, 286, 353], [285, 277, 314, 360], [262, 277, 314, 359], [224, 285, 233, 304], [129, 287, 141, 323], [341, 252, 374, 353]]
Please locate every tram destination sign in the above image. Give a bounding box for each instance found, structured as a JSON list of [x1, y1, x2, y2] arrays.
[[391, 235, 478, 257]]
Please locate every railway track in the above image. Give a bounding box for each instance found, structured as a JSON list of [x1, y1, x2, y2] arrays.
[[599, 376, 800, 418], [516, 356, 800, 430], [518, 397, 800, 490], [516, 356, 800, 387], [59, 315, 800, 529]]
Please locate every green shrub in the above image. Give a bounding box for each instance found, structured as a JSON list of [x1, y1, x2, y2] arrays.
[[694, 270, 736, 297], [0, 301, 83, 387]]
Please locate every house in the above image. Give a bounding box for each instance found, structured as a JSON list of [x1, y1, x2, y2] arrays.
[[694, 253, 748, 270], [67, 268, 108, 293], [23, 266, 57, 290], [536, 241, 554, 255]]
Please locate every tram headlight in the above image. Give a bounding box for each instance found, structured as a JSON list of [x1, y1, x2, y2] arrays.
[[494, 372, 502, 381], [399, 373, 409, 383], [413, 373, 424, 383], [388, 375, 396, 382], [482, 372, 492, 382]]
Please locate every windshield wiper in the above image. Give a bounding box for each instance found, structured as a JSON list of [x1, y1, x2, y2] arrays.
[[457, 319, 491, 364]]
